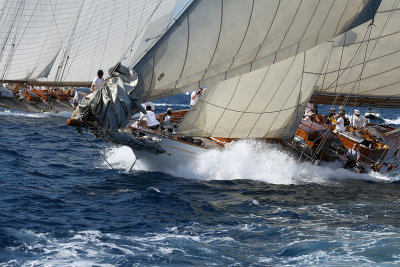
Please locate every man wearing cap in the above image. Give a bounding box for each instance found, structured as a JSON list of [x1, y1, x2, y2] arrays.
[[351, 109, 367, 129]]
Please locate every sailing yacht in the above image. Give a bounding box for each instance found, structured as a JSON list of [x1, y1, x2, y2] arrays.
[[66, 0, 398, 173], [0, 0, 397, 173]]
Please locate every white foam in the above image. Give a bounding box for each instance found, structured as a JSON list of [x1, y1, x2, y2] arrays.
[[0, 108, 72, 119], [102, 145, 148, 171], [103, 140, 400, 184], [386, 117, 400, 125]]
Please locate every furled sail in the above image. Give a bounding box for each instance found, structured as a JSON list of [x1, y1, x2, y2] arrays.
[[177, 43, 332, 138], [0, 0, 178, 84], [133, 0, 381, 103], [312, 0, 400, 108]]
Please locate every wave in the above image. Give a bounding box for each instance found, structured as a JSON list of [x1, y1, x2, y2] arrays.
[[103, 140, 400, 185], [0, 108, 71, 118], [386, 117, 400, 125]]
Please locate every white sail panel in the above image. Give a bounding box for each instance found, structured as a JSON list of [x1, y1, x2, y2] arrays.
[[0, 0, 178, 83], [314, 0, 400, 106], [178, 43, 332, 138], [0, 1, 84, 81], [133, 0, 376, 102]]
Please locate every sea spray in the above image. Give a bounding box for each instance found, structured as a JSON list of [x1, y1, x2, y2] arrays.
[[103, 141, 400, 184]]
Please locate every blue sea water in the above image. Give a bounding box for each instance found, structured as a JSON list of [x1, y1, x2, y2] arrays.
[[1, 97, 400, 266]]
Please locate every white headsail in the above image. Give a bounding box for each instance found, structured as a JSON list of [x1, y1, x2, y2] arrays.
[[313, 0, 400, 108], [177, 43, 332, 138], [0, 0, 178, 84], [133, 0, 380, 103]]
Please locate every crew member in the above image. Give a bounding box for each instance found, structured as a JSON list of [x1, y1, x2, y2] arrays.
[[326, 107, 336, 125], [139, 105, 160, 130], [334, 112, 346, 133], [344, 143, 361, 169], [351, 109, 367, 129], [71, 88, 83, 107], [163, 108, 172, 122], [91, 70, 104, 92], [190, 87, 203, 107]]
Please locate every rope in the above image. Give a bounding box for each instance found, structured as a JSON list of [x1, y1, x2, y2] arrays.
[[79, 128, 116, 171]]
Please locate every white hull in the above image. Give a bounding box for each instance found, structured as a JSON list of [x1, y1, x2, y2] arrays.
[[130, 132, 212, 173]]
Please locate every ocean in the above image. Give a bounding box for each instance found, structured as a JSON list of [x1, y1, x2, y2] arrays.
[[1, 96, 400, 266]]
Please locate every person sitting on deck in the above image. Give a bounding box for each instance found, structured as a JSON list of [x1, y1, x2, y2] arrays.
[[304, 111, 314, 122], [163, 108, 172, 122], [351, 109, 367, 129], [139, 105, 160, 130], [333, 112, 347, 133], [344, 143, 361, 169]]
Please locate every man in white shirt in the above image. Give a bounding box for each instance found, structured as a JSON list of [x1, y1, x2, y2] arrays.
[[351, 109, 367, 129], [344, 143, 361, 169], [190, 88, 203, 107], [71, 89, 82, 107], [139, 105, 160, 130], [334, 112, 346, 133], [91, 70, 104, 92]]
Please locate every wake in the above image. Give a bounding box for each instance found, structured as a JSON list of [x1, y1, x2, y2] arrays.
[[386, 117, 400, 125], [103, 140, 400, 185], [0, 108, 71, 118]]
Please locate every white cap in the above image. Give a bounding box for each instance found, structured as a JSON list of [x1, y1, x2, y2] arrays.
[[354, 109, 360, 115]]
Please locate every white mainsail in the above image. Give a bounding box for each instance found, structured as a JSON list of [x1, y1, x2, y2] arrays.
[[0, 0, 178, 84], [313, 0, 400, 108], [177, 43, 332, 138], [133, 0, 379, 103]]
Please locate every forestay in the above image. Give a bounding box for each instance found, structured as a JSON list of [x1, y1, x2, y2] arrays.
[[133, 0, 380, 103], [0, 0, 177, 84], [178, 43, 332, 139], [312, 0, 400, 108]]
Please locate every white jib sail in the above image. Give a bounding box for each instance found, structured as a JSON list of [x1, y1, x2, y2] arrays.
[[314, 0, 400, 105], [178, 42, 333, 139], [133, 0, 377, 103]]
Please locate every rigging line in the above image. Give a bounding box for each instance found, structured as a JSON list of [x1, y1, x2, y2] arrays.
[[80, 129, 116, 171], [99, 0, 117, 66], [340, 6, 396, 107], [317, 23, 371, 98], [0, 0, 24, 65], [1, 0, 30, 80], [57, 2, 85, 82], [352, 23, 373, 108], [128, 0, 193, 68], [89, 0, 106, 78], [321, 0, 400, 96], [63, 1, 102, 81], [309, 3, 399, 161], [125, 0, 146, 65], [119, 0, 163, 66]]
